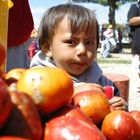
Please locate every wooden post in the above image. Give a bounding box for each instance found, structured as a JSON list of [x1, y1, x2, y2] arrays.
[[104, 73, 129, 103], [0, 0, 13, 72]]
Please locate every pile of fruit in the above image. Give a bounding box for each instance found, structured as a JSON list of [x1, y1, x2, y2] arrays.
[[0, 44, 140, 140]]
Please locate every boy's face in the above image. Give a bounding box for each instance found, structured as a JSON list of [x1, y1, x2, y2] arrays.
[[47, 16, 97, 76]]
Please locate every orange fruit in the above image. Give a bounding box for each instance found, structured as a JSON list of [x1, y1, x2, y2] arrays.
[[72, 90, 111, 124], [5, 68, 26, 82], [16, 67, 74, 116]]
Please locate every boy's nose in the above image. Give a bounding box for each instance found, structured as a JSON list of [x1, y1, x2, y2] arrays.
[[76, 43, 86, 56]]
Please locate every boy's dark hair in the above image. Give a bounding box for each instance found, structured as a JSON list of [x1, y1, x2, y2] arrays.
[[38, 4, 99, 52]]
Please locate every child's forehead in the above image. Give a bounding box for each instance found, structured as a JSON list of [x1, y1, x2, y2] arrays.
[[71, 31, 96, 40], [58, 15, 96, 35]]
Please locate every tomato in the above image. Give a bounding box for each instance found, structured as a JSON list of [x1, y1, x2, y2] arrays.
[[47, 104, 93, 126], [101, 110, 140, 140], [44, 116, 106, 140], [71, 90, 111, 124], [129, 110, 140, 127]]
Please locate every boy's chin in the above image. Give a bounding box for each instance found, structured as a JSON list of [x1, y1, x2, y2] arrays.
[[69, 70, 85, 77]]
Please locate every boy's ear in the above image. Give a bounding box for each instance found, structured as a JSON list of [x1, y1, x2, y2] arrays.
[[41, 43, 52, 58]]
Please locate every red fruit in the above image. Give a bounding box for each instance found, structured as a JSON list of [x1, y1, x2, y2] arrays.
[[64, 105, 94, 125], [2, 91, 43, 140], [0, 78, 12, 129], [0, 43, 6, 67], [71, 90, 111, 124], [49, 105, 93, 126], [44, 116, 107, 140], [0, 136, 30, 140], [101, 110, 140, 140], [129, 110, 140, 127]]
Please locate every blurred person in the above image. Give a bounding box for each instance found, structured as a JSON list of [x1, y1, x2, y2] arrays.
[[127, 0, 140, 78], [28, 29, 40, 61], [101, 25, 115, 58], [117, 27, 123, 53], [100, 24, 106, 41], [100, 25, 106, 55], [7, 0, 34, 72]]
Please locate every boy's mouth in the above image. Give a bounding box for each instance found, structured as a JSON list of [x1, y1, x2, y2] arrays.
[[71, 61, 88, 68], [72, 61, 87, 65]]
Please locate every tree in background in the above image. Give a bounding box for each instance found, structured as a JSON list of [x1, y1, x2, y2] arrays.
[[72, 0, 136, 25], [71, 0, 136, 40]]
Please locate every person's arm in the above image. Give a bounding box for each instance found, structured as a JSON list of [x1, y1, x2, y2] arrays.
[[74, 83, 104, 95], [108, 83, 128, 111], [109, 96, 128, 111], [128, 16, 140, 26], [98, 76, 128, 111], [127, 3, 140, 26]]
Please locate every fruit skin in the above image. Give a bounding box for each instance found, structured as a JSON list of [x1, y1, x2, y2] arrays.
[[47, 104, 93, 126], [1, 91, 43, 140], [129, 110, 140, 127], [101, 110, 140, 140], [71, 90, 111, 124], [4, 68, 26, 92], [0, 78, 12, 129], [5, 68, 26, 84], [16, 67, 74, 116], [62, 105, 94, 126], [44, 115, 107, 140], [0, 43, 6, 67], [0, 136, 30, 140]]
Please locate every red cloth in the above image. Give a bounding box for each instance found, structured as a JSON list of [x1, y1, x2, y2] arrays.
[[8, 0, 34, 47]]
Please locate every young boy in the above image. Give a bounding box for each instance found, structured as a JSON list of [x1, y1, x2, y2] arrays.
[[30, 4, 127, 110]]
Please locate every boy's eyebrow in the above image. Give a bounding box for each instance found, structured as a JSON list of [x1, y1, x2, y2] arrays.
[[72, 33, 95, 38], [85, 37, 95, 40]]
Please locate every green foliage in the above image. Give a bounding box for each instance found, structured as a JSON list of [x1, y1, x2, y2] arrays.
[[71, 0, 136, 4], [97, 58, 131, 64], [98, 0, 108, 5]]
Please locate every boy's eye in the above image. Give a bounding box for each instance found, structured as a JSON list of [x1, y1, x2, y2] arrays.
[[65, 40, 76, 45], [85, 40, 94, 46]]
